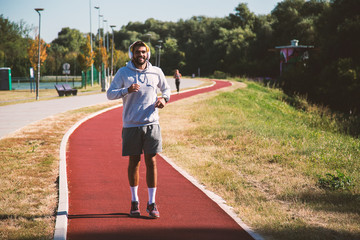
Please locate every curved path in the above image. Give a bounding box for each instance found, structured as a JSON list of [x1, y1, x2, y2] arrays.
[[65, 80, 258, 240]]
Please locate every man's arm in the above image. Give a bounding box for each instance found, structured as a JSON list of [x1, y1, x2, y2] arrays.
[[157, 70, 171, 103], [155, 97, 166, 109], [107, 70, 131, 100]]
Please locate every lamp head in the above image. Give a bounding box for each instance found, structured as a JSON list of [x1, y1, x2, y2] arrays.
[[35, 8, 44, 12]]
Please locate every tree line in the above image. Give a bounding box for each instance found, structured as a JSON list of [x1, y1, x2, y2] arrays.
[[1, 0, 359, 114]]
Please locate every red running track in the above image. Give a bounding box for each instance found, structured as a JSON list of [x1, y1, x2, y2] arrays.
[[66, 80, 254, 240]]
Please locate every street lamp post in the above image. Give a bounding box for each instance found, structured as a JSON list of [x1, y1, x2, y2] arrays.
[[155, 45, 159, 66], [110, 25, 116, 81], [89, 0, 94, 86], [103, 19, 108, 81], [94, 6, 100, 43], [101, 18, 106, 92], [99, 15, 105, 87], [34, 8, 44, 101], [145, 33, 152, 44], [157, 40, 163, 67], [94, 6, 101, 85], [104, 20, 109, 52], [102, 18, 106, 48]]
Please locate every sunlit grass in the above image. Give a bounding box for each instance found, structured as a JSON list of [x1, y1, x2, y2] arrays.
[[0, 84, 103, 106], [0, 101, 120, 239], [1, 78, 359, 239], [0, 78, 208, 238], [160, 79, 360, 240]]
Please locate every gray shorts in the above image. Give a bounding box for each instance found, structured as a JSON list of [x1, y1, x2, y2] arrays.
[[122, 124, 162, 156]]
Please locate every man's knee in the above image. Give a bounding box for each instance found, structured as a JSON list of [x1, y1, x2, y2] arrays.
[[145, 154, 157, 168], [129, 155, 140, 167]]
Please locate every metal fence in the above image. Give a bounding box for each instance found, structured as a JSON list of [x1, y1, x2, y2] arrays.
[[11, 76, 82, 90]]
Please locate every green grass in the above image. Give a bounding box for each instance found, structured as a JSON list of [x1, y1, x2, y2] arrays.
[[1, 78, 359, 239], [160, 79, 360, 240], [203, 81, 359, 187], [0, 84, 103, 106], [0, 101, 120, 239]]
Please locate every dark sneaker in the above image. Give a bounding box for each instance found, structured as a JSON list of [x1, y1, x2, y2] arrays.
[[130, 201, 140, 217], [146, 202, 160, 218]]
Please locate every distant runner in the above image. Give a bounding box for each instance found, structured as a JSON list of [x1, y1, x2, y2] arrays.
[[173, 69, 182, 94]]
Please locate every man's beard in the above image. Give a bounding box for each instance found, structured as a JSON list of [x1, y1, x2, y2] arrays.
[[133, 56, 146, 66]]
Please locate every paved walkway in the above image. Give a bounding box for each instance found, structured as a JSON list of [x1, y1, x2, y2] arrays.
[[0, 78, 202, 139], [64, 80, 259, 240], [0, 78, 263, 240]]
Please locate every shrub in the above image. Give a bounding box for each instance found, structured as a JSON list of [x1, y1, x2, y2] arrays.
[[317, 170, 354, 191]]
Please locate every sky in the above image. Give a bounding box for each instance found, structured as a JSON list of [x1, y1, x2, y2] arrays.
[[1, 0, 282, 43]]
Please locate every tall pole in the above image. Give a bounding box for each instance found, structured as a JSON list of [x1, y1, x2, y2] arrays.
[[110, 25, 116, 82], [158, 40, 163, 67], [103, 19, 108, 74], [94, 6, 100, 85], [102, 18, 106, 48], [155, 45, 159, 67], [145, 33, 151, 44], [35, 8, 44, 101], [105, 21, 109, 52], [158, 46, 161, 67], [101, 17, 105, 92], [89, 0, 94, 86], [94, 6, 100, 44], [104, 20, 109, 84]]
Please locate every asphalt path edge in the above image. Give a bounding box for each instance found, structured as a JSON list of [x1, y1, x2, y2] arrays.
[[159, 154, 264, 240], [54, 104, 122, 240], [54, 81, 264, 240]]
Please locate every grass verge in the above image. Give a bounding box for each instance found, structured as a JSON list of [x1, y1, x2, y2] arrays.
[[0, 100, 121, 239], [160, 79, 360, 240], [1, 78, 358, 239], [0, 84, 103, 106], [0, 79, 210, 239]]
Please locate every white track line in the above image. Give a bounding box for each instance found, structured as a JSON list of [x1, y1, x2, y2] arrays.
[[54, 81, 263, 240], [54, 104, 121, 240]]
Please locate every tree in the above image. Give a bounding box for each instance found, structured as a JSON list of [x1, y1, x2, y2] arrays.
[[113, 49, 128, 70], [78, 35, 95, 88], [47, 27, 86, 76], [161, 37, 185, 74], [229, 3, 256, 30], [51, 27, 86, 53], [45, 43, 67, 75], [271, 0, 326, 45], [0, 15, 32, 76], [27, 36, 50, 72], [94, 38, 106, 72], [214, 26, 255, 74], [313, 0, 360, 113], [94, 38, 108, 90]]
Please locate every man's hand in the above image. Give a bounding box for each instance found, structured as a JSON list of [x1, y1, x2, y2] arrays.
[[128, 83, 140, 93], [155, 97, 166, 109]]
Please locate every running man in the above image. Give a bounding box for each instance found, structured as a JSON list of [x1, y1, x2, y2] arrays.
[[107, 40, 171, 218]]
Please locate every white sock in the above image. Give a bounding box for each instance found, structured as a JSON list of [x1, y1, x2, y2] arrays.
[[148, 187, 156, 204], [130, 186, 139, 202]]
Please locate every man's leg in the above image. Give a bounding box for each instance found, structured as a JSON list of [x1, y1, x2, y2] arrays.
[[144, 153, 157, 188], [145, 153, 160, 218], [128, 155, 141, 217], [128, 155, 141, 187]]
